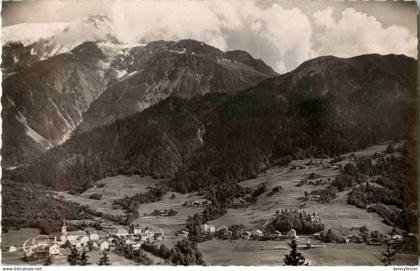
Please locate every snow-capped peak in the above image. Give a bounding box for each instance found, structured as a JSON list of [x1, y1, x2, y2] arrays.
[[2, 13, 119, 62], [2, 13, 115, 45]]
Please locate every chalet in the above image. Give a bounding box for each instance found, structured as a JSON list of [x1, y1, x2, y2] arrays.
[[80, 236, 90, 246], [144, 228, 155, 238], [154, 232, 165, 240], [270, 231, 282, 239], [8, 246, 17, 253], [48, 244, 60, 256], [391, 234, 403, 241], [66, 230, 87, 242], [89, 232, 99, 241], [216, 226, 229, 232], [241, 231, 252, 239], [201, 224, 215, 234], [100, 241, 110, 251], [178, 230, 189, 238], [201, 224, 210, 233], [209, 225, 216, 234], [133, 228, 142, 235], [112, 228, 129, 237], [252, 229, 263, 238], [345, 235, 361, 244], [287, 229, 297, 238]]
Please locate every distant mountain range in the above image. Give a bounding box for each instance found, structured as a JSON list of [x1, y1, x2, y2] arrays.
[[1, 14, 277, 168], [7, 49, 417, 193]]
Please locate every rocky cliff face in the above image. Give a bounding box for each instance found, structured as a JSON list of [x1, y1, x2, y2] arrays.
[[2, 42, 109, 167]]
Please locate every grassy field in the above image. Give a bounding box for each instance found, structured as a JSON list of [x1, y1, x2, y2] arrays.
[[32, 142, 414, 265], [57, 175, 163, 216], [198, 239, 417, 266]]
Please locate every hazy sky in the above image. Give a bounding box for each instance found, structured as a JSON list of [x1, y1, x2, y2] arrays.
[[2, 0, 417, 72]]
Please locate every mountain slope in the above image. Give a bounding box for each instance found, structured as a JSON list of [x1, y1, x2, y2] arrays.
[[1, 42, 109, 167], [7, 54, 416, 192], [75, 39, 277, 133]]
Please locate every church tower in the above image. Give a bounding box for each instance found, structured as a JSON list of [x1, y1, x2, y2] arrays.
[[61, 219, 67, 235]]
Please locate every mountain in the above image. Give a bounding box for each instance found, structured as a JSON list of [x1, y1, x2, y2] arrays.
[[2, 28, 277, 168], [7, 54, 416, 192], [1, 42, 109, 167], [75, 39, 278, 133], [2, 14, 117, 74]]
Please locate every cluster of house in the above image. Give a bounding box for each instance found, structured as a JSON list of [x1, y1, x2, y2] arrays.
[[12, 220, 165, 258], [183, 199, 212, 207], [177, 223, 299, 240]]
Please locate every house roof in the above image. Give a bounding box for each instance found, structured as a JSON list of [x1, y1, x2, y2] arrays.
[[67, 230, 87, 236]]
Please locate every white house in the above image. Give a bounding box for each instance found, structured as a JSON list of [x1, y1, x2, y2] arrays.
[[144, 228, 155, 238], [241, 231, 252, 239], [178, 230, 189, 238], [287, 229, 297, 238], [209, 225, 216, 234], [80, 236, 90, 246], [154, 231, 165, 240], [89, 232, 99, 241], [200, 224, 210, 233], [217, 226, 229, 232], [113, 228, 129, 237], [48, 244, 61, 256], [100, 241, 110, 251], [133, 228, 142, 235], [270, 230, 282, 238], [8, 246, 17, 253], [253, 229, 263, 237]]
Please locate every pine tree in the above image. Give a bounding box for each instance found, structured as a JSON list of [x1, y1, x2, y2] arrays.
[[67, 246, 79, 266], [284, 238, 308, 266], [78, 250, 90, 266], [382, 238, 396, 266], [45, 255, 53, 266], [98, 251, 111, 266]]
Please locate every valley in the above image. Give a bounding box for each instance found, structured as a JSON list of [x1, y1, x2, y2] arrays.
[[4, 142, 415, 265]]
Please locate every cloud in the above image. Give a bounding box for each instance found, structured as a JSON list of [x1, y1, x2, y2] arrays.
[[110, 1, 313, 73], [312, 7, 417, 58]]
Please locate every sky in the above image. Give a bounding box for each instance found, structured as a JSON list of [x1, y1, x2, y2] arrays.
[[2, 0, 417, 73]]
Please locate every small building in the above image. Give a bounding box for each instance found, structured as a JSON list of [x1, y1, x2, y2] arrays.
[[154, 232, 165, 240], [287, 229, 297, 238], [100, 241, 110, 251], [144, 228, 155, 238], [8, 246, 17, 253], [253, 229, 263, 237], [89, 232, 100, 241], [201, 224, 210, 233], [48, 244, 60, 256], [133, 228, 142, 235], [113, 228, 129, 237], [241, 231, 252, 239], [217, 226, 229, 232], [80, 236, 90, 246], [270, 231, 282, 239], [178, 230, 189, 239], [209, 225, 216, 234]]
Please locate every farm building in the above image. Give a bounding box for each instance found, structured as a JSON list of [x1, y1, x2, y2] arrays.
[[270, 231, 282, 239], [48, 244, 60, 256], [100, 241, 110, 251], [287, 229, 297, 238], [8, 246, 17, 253], [252, 229, 263, 237], [112, 228, 129, 237], [178, 230, 189, 238], [154, 231, 165, 240]]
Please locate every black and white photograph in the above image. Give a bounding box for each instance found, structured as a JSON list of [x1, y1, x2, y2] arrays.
[[1, 0, 418, 267]]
